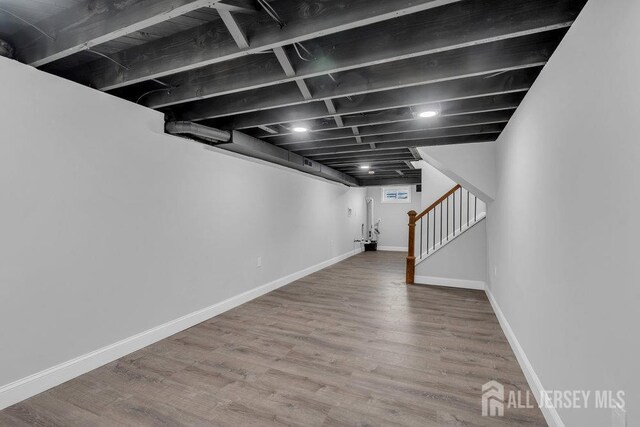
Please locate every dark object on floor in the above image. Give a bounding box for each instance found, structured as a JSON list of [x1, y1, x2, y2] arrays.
[[364, 241, 378, 251]]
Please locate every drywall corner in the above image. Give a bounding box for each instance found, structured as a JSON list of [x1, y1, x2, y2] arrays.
[[417, 143, 497, 202]]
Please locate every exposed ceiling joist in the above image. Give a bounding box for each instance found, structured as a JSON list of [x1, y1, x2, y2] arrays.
[[295, 80, 313, 100], [272, 46, 295, 77], [317, 149, 414, 161], [345, 164, 417, 172], [16, 0, 222, 67], [326, 157, 417, 167], [290, 124, 506, 153], [81, 0, 464, 91], [207, 67, 539, 129], [323, 99, 344, 128], [218, 9, 249, 49], [254, 93, 525, 138], [358, 177, 421, 186], [352, 127, 363, 144], [272, 45, 313, 100], [215, 1, 260, 15], [408, 148, 422, 160], [174, 36, 556, 121], [258, 125, 278, 134], [142, 0, 579, 108], [351, 171, 420, 178], [265, 110, 514, 146], [303, 134, 499, 157], [10, 0, 587, 186]]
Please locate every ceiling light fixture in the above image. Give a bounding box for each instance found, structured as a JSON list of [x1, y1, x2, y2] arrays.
[[360, 165, 370, 169], [368, 171, 375, 175], [292, 126, 308, 133], [418, 110, 439, 118]]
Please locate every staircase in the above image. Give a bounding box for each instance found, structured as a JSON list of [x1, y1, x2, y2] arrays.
[[406, 184, 486, 284]]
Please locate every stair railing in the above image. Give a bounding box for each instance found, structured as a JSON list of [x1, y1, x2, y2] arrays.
[[406, 184, 480, 284]]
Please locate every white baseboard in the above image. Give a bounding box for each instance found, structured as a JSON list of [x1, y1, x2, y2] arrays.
[[377, 246, 407, 252], [485, 287, 564, 427], [0, 247, 363, 410], [414, 275, 485, 290]]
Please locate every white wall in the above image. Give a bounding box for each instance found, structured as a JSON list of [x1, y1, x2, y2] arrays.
[[418, 143, 497, 202], [419, 161, 457, 208], [365, 185, 421, 250], [487, 0, 640, 425], [415, 218, 486, 288], [0, 57, 366, 397]]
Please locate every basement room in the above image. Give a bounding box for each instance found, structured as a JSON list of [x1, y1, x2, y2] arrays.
[[0, 0, 637, 426]]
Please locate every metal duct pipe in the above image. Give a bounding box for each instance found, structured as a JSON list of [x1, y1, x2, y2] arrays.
[[0, 39, 14, 58], [165, 121, 230, 143], [225, 131, 358, 187], [164, 121, 357, 186]]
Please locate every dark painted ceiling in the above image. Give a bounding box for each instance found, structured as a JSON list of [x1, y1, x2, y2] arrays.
[[0, 0, 587, 185]]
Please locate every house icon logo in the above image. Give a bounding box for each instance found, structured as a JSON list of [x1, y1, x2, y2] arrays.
[[482, 380, 505, 417]]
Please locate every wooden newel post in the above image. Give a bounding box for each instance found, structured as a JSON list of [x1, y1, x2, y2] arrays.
[[406, 210, 417, 285]]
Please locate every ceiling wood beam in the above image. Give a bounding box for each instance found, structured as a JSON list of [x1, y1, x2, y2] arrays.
[[350, 165, 422, 172], [258, 125, 278, 134], [326, 157, 416, 167], [318, 150, 415, 163], [308, 133, 497, 161], [176, 37, 554, 121], [299, 133, 501, 157], [408, 147, 422, 160], [353, 173, 421, 179], [215, 1, 260, 14], [206, 67, 539, 130], [254, 93, 525, 138], [357, 177, 421, 186], [352, 127, 363, 144], [16, 0, 221, 67], [272, 46, 295, 77], [324, 99, 344, 128], [352, 172, 420, 178], [218, 9, 249, 49], [270, 110, 514, 146], [81, 0, 463, 91], [143, 0, 580, 108], [290, 124, 506, 153], [272, 46, 313, 100], [295, 80, 313, 100], [344, 168, 418, 176]]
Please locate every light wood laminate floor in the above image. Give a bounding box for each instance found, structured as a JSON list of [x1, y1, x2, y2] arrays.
[[0, 251, 546, 426]]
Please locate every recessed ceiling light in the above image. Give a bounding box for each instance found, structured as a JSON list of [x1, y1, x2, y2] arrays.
[[418, 110, 439, 118], [360, 165, 370, 169], [368, 171, 375, 175], [292, 126, 308, 133]]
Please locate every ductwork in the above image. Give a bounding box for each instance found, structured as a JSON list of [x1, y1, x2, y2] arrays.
[[165, 121, 230, 143], [0, 39, 14, 59], [225, 131, 358, 186], [165, 121, 358, 187]]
